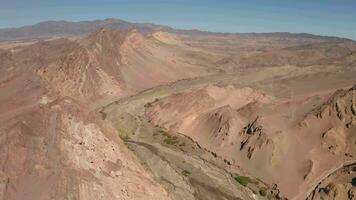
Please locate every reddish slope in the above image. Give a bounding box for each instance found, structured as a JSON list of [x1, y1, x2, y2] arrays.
[[146, 83, 356, 199], [146, 85, 274, 166], [1, 29, 213, 105], [0, 30, 172, 200]]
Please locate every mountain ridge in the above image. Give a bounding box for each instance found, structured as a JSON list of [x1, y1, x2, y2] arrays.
[[0, 18, 353, 42]]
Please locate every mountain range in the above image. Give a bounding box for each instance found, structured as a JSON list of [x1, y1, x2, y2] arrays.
[[0, 18, 356, 200], [0, 18, 353, 42]]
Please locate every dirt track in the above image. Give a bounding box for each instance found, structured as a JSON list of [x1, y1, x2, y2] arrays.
[[302, 160, 356, 200]]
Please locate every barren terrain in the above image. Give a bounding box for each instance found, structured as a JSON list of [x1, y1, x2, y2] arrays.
[[0, 19, 356, 200]]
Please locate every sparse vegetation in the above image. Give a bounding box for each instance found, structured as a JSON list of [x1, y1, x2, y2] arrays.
[[158, 128, 182, 146], [182, 170, 191, 177], [115, 123, 133, 138], [259, 189, 267, 196], [126, 143, 135, 151], [179, 142, 186, 147], [120, 134, 131, 142], [164, 133, 171, 138], [144, 102, 153, 108], [144, 98, 159, 108], [163, 137, 179, 145], [99, 111, 107, 120], [351, 177, 356, 186], [234, 176, 251, 187], [159, 129, 170, 136]]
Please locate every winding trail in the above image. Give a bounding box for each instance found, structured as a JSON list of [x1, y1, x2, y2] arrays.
[[301, 160, 356, 200]]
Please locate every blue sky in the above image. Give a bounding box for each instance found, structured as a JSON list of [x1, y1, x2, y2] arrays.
[[1, 0, 356, 39]]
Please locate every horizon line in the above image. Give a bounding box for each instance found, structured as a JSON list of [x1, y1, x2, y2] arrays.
[[0, 17, 354, 41]]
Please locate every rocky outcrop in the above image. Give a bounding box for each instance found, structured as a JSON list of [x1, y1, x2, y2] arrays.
[[239, 116, 271, 159], [0, 96, 170, 200], [192, 105, 246, 147], [311, 85, 356, 121], [302, 85, 356, 155]]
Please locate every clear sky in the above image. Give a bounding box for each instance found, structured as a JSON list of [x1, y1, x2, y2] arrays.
[[1, 0, 356, 39]]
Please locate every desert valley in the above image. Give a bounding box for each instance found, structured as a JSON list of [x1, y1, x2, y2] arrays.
[[0, 18, 355, 200]]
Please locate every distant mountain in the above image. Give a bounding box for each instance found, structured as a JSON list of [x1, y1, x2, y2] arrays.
[[0, 18, 172, 41], [0, 18, 353, 42], [174, 29, 353, 42]]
